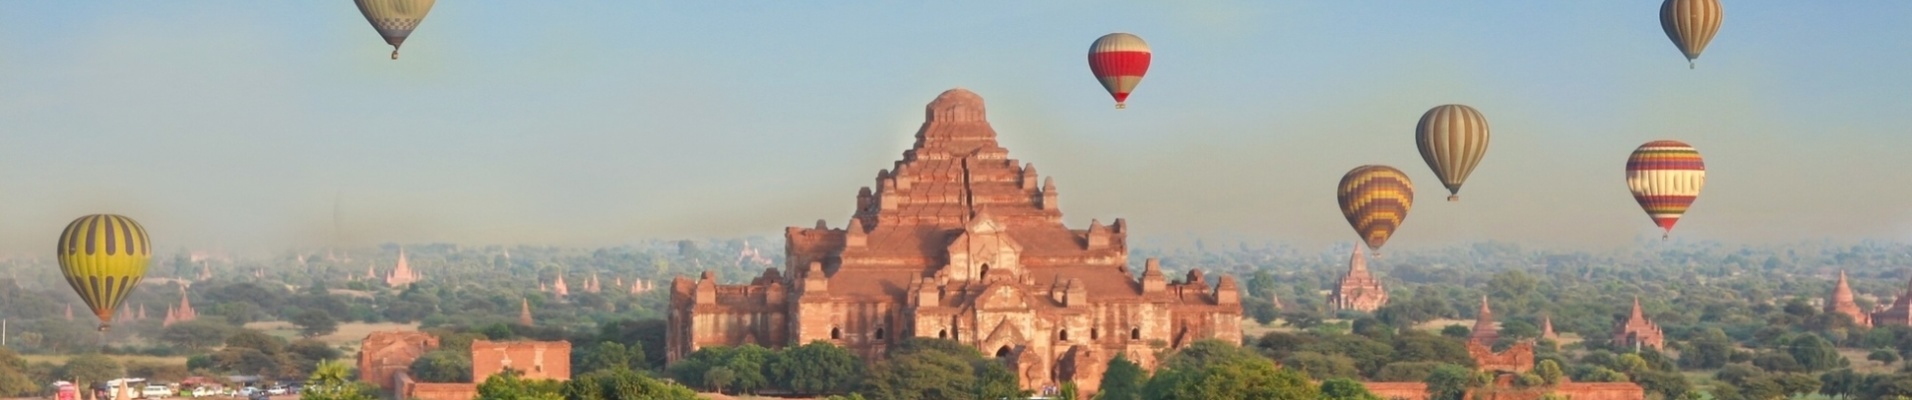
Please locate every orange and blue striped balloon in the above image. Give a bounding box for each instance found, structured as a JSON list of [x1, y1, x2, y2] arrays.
[[1626, 140, 1706, 238], [56, 214, 152, 331]]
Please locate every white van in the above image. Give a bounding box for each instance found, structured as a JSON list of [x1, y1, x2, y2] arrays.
[[141, 385, 171, 398]]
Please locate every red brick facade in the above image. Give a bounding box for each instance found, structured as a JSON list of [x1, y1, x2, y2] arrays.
[[1610, 298, 1664, 351], [471, 340, 572, 383], [1362, 382, 1430, 400], [1828, 270, 1871, 327], [666, 88, 1243, 397], [357, 331, 440, 391], [1329, 247, 1388, 312]]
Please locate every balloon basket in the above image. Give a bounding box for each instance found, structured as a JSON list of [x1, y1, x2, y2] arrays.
[[1114, 103, 1126, 110], [1447, 195, 1459, 202]]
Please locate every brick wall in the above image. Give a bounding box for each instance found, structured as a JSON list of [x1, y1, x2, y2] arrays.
[[395, 372, 477, 400], [471, 340, 573, 382], [1362, 382, 1430, 400]]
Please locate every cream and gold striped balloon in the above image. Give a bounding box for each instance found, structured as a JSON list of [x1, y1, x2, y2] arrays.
[[1337, 165, 1414, 255], [1414, 104, 1490, 202], [56, 214, 152, 331], [354, 0, 438, 60], [1659, 0, 1723, 69], [1626, 140, 1706, 238]]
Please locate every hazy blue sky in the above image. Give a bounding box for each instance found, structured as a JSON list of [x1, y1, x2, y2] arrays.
[[2, 2, 1909, 255]]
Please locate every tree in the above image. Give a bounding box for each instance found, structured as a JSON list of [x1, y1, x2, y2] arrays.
[[1320, 378, 1383, 400], [61, 354, 122, 388], [1439, 325, 1470, 338], [1534, 360, 1564, 385], [1872, 349, 1902, 366], [1424, 364, 1474, 400], [560, 367, 698, 400], [291, 310, 339, 338], [1280, 351, 1359, 380], [704, 367, 736, 394], [1787, 334, 1846, 372], [474, 370, 564, 400], [225, 329, 288, 354], [1096, 354, 1148, 400], [160, 320, 236, 351], [860, 338, 1012, 400], [0, 348, 36, 397], [1679, 328, 1732, 369], [576, 342, 644, 373], [765, 341, 863, 396], [1143, 356, 1318, 400], [302, 359, 381, 400], [408, 350, 472, 383]]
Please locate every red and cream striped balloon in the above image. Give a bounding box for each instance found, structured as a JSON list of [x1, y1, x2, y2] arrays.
[[1659, 0, 1723, 69], [1088, 33, 1151, 109], [1625, 140, 1706, 238]]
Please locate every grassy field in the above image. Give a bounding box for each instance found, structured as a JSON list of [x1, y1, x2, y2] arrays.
[[243, 321, 421, 350], [1839, 348, 1896, 373]]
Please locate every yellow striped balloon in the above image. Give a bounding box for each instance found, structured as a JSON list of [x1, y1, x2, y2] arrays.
[[354, 0, 438, 60], [1414, 104, 1490, 202], [1337, 165, 1414, 255], [56, 214, 152, 331], [1659, 0, 1723, 69]]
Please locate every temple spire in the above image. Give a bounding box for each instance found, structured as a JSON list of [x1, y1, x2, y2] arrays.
[[1540, 314, 1558, 341], [1469, 295, 1499, 345], [519, 298, 534, 326], [1349, 246, 1369, 274], [1630, 297, 1645, 321]]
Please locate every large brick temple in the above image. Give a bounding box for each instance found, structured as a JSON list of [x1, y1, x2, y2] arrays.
[[667, 88, 1244, 395]]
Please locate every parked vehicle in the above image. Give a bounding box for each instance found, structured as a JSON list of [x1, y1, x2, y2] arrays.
[[141, 384, 171, 398]]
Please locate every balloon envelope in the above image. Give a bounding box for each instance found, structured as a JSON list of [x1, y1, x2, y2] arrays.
[[1337, 165, 1415, 253], [1088, 33, 1151, 109], [1414, 104, 1491, 202], [56, 214, 152, 330], [355, 0, 438, 59], [1625, 140, 1706, 237], [1660, 0, 1722, 67]]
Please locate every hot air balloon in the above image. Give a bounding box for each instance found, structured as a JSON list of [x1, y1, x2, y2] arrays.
[[1337, 165, 1414, 255], [1626, 140, 1705, 238], [354, 0, 438, 60], [1088, 33, 1151, 109], [56, 214, 153, 331], [1414, 104, 1491, 202], [1660, 0, 1722, 69]]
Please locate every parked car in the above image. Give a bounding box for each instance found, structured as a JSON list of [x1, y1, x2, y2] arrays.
[[267, 386, 287, 395], [141, 385, 170, 398]]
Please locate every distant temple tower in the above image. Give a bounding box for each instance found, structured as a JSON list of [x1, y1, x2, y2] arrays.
[[164, 284, 199, 327], [1827, 270, 1872, 327], [553, 273, 570, 297], [519, 298, 534, 326], [1328, 246, 1388, 312], [1540, 315, 1558, 341], [666, 88, 1242, 398], [1871, 274, 1912, 326], [385, 249, 421, 287], [1469, 296, 1500, 346], [1611, 297, 1665, 351]]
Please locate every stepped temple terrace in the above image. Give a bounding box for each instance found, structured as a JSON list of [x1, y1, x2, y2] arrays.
[[667, 88, 1244, 396]]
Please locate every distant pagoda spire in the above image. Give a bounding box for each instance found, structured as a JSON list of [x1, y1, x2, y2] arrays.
[[1469, 295, 1500, 345], [519, 298, 534, 326], [1828, 270, 1872, 327], [554, 272, 570, 297], [1540, 314, 1558, 341]]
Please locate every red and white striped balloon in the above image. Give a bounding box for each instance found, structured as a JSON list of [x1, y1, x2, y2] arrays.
[[1088, 33, 1151, 109]]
